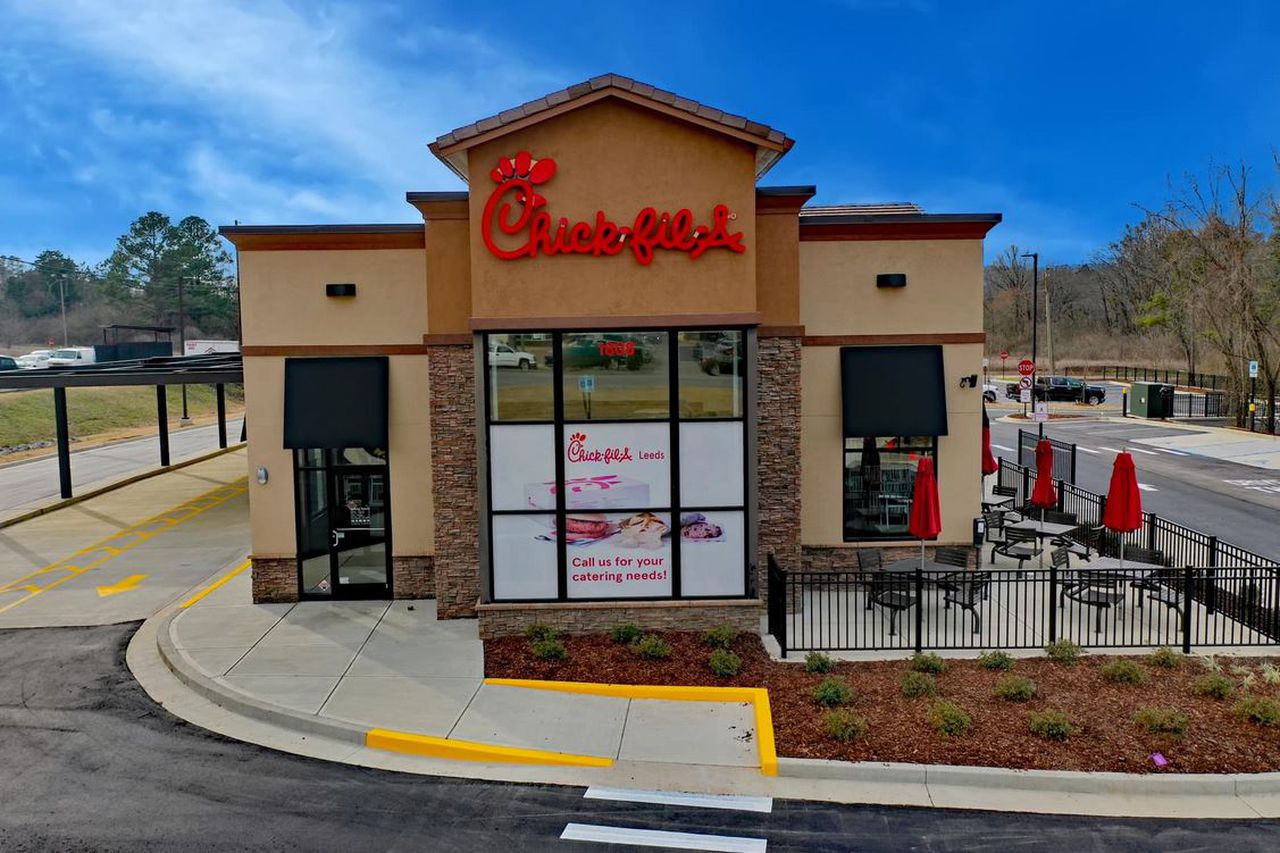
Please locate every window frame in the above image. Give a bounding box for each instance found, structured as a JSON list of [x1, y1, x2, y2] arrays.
[[841, 435, 939, 543]]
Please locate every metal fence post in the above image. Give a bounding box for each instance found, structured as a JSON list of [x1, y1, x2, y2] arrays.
[[1147, 513, 1158, 552], [1048, 561, 1058, 643], [1206, 535, 1218, 616], [914, 567, 924, 654], [1182, 566, 1194, 653]]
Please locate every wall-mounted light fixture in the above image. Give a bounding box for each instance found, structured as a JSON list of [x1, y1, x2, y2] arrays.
[[326, 283, 357, 297], [958, 374, 979, 388], [876, 273, 907, 288], [256, 466, 269, 485]]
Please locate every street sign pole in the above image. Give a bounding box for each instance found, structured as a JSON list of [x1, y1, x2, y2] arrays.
[[1249, 360, 1259, 432]]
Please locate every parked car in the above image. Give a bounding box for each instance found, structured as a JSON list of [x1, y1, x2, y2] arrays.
[[982, 382, 1000, 403], [0, 355, 18, 372], [16, 353, 50, 369], [699, 337, 744, 376], [1005, 375, 1106, 404], [47, 346, 96, 367], [555, 337, 654, 370], [487, 342, 537, 370]]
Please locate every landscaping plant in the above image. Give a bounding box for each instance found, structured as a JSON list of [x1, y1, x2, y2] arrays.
[[900, 671, 938, 699], [1262, 663, 1280, 686], [1192, 673, 1234, 700], [610, 623, 642, 645], [1028, 710, 1073, 740], [1230, 665, 1258, 690], [910, 652, 946, 674], [1100, 659, 1149, 686], [823, 709, 869, 742], [1148, 647, 1183, 669], [804, 651, 836, 674], [1236, 697, 1280, 726], [703, 625, 738, 649], [1044, 639, 1083, 665], [1134, 708, 1190, 736], [525, 623, 559, 643], [531, 637, 567, 660], [635, 635, 672, 660], [994, 676, 1037, 702], [1197, 654, 1222, 673], [978, 650, 1016, 671], [928, 701, 972, 738], [813, 676, 855, 707], [708, 648, 742, 678]]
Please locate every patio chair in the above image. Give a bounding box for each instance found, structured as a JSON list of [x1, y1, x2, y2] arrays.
[[868, 572, 917, 637], [940, 572, 991, 634], [856, 549, 882, 610], [1052, 524, 1100, 563], [1042, 510, 1078, 525], [1062, 575, 1126, 634], [1124, 548, 1168, 609], [983, 511, 1008, 563], [992, 528, 1042, 572]]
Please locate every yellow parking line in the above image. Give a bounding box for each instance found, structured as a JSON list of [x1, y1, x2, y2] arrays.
[[182, 560, 251, 608], [0, 478, 247, 616]]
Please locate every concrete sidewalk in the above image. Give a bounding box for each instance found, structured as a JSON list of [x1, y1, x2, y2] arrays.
[[1128, 421, 1280, 471]]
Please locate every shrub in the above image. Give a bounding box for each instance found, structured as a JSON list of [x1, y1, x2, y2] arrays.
[[531, 637, 567, 660], [1028, 709, 1074, 740], [813, 676, 855, 707], [1237, 697, 1280, 726], [635, 635, 672, 660], [929, 701, 972, 738], [1100, 659, 1149, 686], [978, 650, 1016, 671], [1045, 639, 1083, 665], [1198, 654, 1222, 673], [1192, 673, 1234, 700], [708, 648, 742, 678], [1148, 647, 1183, 669], [995, 676, 1037, 702], [910, 652, 946, 674], [1262, 663, 1280, 686], [1230, 665, 1258, 690], [703, 625, 738, 649], [525, 623, 558, 643], [610, 623, 642, 645], [823, 709, 869, 742], [804, 651, 836, 674], [1134, 707, 1190, 736], [901, 671, 938, 698]]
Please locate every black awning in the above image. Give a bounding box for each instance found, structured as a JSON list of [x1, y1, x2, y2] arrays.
[[841, 345, 948, 437], [284, 356, 389, 449]]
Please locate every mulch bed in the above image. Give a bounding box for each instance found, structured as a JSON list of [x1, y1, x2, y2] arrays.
[[484, 632, 1280, 774]]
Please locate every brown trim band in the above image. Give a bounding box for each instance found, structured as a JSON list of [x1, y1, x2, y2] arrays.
[[242, 344, 430, 356], [422, 333, 473, 346], [799, 222, 998, 241], [758, 325, 805, 338], [469, 312, 762, 332], [226, 232, 425, 251], [802, 332, 985, 346]]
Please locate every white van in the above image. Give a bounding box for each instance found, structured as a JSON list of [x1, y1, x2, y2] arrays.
[[47, 346, 96, 367]]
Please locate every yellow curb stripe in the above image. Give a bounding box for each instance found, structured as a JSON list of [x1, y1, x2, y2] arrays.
[[483, 678, 779, 776], [181, 559, 251, 609], [365, 728, 613, 767]]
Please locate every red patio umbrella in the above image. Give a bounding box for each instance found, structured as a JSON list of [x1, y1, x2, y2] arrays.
[[981, 404, 999, 477], [908, 456, 942, 570], [1030, 438, 1058, 566], [1102, 450, 1143, 568]]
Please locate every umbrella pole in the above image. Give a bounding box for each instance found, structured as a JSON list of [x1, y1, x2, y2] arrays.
[[920, 538, 926, 572], [1120, 537, 1125, 571], [1039, 507, 1046, 568]]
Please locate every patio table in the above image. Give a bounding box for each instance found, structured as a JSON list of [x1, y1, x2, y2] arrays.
[[881, 558, 960, 578], [1007, 519, 1077, 539], [1074, 556, 1165, 583]]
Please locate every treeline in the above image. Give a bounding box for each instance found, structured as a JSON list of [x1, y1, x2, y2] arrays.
[[985, 161, 1279, 430], [1, 212, 236, 350]]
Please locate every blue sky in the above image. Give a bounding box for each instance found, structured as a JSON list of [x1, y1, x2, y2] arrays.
[[1, 0, 1277, 266]]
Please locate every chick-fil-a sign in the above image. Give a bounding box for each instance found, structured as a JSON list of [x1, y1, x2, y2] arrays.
[[481, 151, 746, 266]]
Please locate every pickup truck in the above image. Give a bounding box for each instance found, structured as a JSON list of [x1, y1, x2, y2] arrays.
[[1005, 375, 1106, 404]]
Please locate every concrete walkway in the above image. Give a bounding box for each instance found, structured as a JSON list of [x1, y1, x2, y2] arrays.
[[168, 571, 759, 769], [1130, 422, 1280, 471]]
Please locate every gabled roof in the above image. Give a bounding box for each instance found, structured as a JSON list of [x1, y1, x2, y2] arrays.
[[429, 73, 794, 183]]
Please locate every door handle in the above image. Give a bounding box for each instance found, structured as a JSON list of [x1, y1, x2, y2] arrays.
[[331, 530, 344, 547]]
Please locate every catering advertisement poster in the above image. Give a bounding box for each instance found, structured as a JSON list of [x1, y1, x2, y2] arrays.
[[678, 510, 745, 596], [564, 511, 673, 598], [521, 422, 670, 511]]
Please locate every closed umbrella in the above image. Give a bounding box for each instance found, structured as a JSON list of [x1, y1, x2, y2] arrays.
[[907, 457, 942, 570], [1030, 439, 1058, 566], [981, 404, 999, 477], [1102, 450, 1143, 569]]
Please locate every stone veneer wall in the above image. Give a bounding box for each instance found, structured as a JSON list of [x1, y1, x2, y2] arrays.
[[392, 555, 435, 600], [251, 556, 297, 603], [756, 335, 802, 595], [427, 343, 480, 617], [801, 544, 980, 571], [476, 598, 761, 639]]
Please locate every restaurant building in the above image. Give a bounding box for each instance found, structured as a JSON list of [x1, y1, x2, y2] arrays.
[[220, 74, 1000, 637]]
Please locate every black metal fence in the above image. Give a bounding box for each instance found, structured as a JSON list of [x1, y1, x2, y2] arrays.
[[1168, 390, 1230, 419], [1017, 428, 1077, 484], [1098, 365, 1227, 390]]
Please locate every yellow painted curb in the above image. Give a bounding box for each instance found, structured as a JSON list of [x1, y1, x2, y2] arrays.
[[366, 728, 613, 768], [484, 678, 779, 776], [181, 559, 250, 608]]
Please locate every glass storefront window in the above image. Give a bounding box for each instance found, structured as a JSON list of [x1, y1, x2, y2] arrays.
[[488, 333, 553, 421], [560, 331, 669, 420], [843, 437, 937, 541], [678, 331, 743, 418]]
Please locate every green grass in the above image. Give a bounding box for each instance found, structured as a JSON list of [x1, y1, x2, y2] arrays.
[[0, 384, 244, 449]]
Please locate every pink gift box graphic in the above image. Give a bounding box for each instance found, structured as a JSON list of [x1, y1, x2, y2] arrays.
[[524, 475, 650, 509]]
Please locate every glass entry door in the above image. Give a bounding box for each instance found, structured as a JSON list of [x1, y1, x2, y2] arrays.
[[296, 449, 391, 599]]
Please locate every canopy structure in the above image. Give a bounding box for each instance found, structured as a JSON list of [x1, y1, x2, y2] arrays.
[[0, 353, 244, 500]]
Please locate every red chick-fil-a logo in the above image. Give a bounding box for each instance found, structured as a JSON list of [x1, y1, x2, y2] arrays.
[[481, 151, 747, 266], [566, 431, 634, 465]]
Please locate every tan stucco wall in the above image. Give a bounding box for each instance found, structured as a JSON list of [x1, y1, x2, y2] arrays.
[[239, 249, 427, 346], [466, 98, 758, 321], [799, 239, 984, 336], [800, 344, 984, 547], [242, 354, 434, 560], [755, 210, 800, 327], [422, 208, 471, 336]]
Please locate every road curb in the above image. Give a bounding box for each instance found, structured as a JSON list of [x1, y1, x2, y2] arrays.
[[0, 442, 246, 530]]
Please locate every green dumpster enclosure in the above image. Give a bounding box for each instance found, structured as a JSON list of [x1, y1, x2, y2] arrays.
[[1130, 382, 1173, 418]]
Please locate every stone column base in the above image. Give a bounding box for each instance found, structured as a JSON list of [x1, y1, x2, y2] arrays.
[[475, 598, 763, 639], [251, 556, 298, 603], [392, 555, 435, 600]]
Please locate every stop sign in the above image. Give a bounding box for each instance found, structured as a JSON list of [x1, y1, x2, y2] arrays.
[[1017, 358, 1035, 377], [999, 350, 1009, 360]]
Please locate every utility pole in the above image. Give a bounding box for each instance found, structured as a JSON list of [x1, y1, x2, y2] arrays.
[[1044, 267, 1054, 375], [55, 270, 69, 347], [178, 275, 191, 425], [1021, 252, 1041, 436]]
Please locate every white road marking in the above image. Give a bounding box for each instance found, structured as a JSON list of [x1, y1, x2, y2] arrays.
[[1077, 446, 1100, 454], [560, 823, 767, 852], [1157, 448, 1189, 456], [584, 788, 773, 814], [991, 444, 1016, 452], [1138, 484, 1158, 492], [1129, 447, 1159, 455], [1098, 447, 1122, 454]]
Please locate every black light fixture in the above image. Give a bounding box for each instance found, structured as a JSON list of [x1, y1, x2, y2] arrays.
[[326, 282, 357, 297], [876, 273, 907, 288]]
